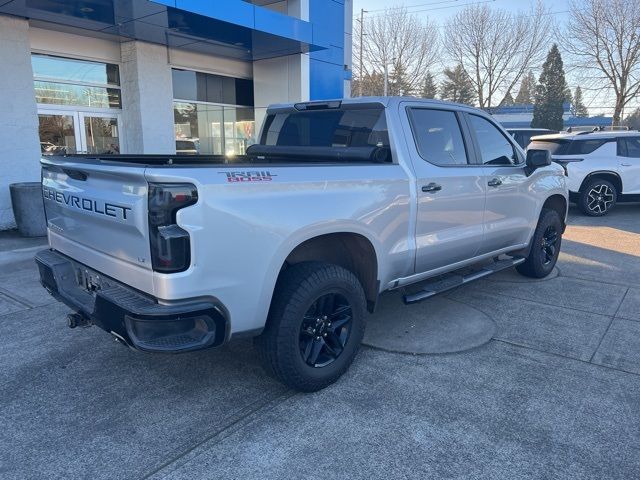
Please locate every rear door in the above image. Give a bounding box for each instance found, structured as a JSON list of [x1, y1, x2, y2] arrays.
[[41, 157, 152, 272], [617, 136, 640, 193], [465, 113, 536, 254], [400, 103, 486, 273]]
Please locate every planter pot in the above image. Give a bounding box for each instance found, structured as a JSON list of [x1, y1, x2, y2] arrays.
[[9, 182, 47, 237]]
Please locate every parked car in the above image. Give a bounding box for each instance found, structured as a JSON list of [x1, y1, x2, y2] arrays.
[[530, 131, 640, 216], [507, 128, 558, 149], [176, 138, 200, 155], [36, 97, 568, 392]]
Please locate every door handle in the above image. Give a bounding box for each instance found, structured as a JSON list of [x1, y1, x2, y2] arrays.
[[488, 178, 502, 187], [621, 163, 632, 167], [422, 183, 442, 193]]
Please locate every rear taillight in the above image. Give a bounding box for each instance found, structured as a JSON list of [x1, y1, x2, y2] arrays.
[[148, 183, 198, 273]]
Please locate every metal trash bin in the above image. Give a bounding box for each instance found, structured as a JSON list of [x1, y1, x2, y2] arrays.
[[9, 182, 47, 237]]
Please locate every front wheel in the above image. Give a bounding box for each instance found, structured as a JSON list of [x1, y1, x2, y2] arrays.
[[254, 262, 367, 392], [578, 178, 617, 216], [516, 208, 563, 278]]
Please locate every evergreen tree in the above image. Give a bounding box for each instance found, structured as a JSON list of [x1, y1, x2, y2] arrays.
[[441, 64, 476, 105], [421, 72, 438, 99], [532, 44, 567, 131], [390, 63, 412, 96], [515, 70, 537, 105], [623, 107, 640, 130], [571, 86, 589, 117], [500, 92, 515, 106]]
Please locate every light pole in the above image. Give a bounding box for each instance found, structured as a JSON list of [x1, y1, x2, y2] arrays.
[[356, 9, 368, 97]]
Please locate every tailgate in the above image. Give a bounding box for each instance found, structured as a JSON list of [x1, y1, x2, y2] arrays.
[[41, 157, 151, 273]]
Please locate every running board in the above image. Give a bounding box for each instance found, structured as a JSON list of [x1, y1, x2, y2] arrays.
[[402, 257, 526, 305]]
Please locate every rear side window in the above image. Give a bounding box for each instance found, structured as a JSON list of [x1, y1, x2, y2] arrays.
[[261, 107, 389, 149], [618, 137, 640, 158], [408, 108, 469, 166], [468, 114, 519, 165], [567, 139, 610, 155]]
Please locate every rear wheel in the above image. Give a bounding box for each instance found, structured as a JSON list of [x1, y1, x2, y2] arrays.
[[578, 178, 617, 216], [516, 208, 563, 278], [254, 262, 366, 392]]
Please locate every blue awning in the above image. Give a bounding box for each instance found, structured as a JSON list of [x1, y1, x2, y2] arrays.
[[0, 0, 328, 61]]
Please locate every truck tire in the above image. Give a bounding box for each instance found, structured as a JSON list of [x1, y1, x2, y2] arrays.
[[516, 208, 563, 279], [578, 178, 617, 216], [254, 262, 367, 392]]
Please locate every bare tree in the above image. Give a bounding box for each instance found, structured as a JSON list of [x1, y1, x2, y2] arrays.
[[444, 2, 552, 108], [353, 7, 440, 96], [562, 0, 640, 126]]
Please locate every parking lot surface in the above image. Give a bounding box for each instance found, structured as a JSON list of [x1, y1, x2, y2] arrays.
[[1, 205, 639, 479]]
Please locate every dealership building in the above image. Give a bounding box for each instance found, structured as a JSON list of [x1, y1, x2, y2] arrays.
[[0, 0, 353, 229]]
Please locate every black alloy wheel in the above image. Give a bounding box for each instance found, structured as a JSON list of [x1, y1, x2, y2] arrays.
[[540, 225, 559, 266], [299, 293, 353, 368]]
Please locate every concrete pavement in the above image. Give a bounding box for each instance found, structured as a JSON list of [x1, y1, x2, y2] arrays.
[[0, 205, 639, 479]]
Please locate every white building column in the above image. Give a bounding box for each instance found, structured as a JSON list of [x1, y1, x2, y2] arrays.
[[252, 0, 310, 133], [0, 16, 41, 230], [120, 41, 175, 154]]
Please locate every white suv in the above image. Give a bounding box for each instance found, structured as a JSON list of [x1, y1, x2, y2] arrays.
[[530, 131, 640, 216]]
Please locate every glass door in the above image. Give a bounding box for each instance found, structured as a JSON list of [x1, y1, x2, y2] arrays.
[[80, 113, 121, 154], [38, 109, 122, 155], [38, 111, 80, 154]]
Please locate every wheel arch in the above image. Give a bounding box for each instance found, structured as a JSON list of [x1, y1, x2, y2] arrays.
[[579, 171, 623, 196], [541, 194, 568, 231], [279, 232, 380, 313]]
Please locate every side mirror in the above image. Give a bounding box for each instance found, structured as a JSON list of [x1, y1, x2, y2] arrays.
[[526, 149, 552, 172]]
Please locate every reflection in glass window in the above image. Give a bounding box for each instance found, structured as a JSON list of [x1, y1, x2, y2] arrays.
[[408, 109, 468, 166], [173, 102, 255, 155], [32, 54, 120, 86], [38, 114, 77, 154], [34, 81, 121, 108], [84, 117, 120, 154], [469, 115, 517, 165]]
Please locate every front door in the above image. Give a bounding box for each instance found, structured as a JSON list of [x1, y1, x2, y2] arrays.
[[465, 113, 536, 254], [38, 109, 122, 155], [400, 104, 486, 274]]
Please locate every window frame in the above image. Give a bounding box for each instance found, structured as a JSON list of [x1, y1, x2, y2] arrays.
[[406, 106, 475, 168], [31, 52, 123, 111], [464, 112, 525, 167]]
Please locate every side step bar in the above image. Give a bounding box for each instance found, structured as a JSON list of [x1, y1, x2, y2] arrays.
[[403, 257, 526, 305]]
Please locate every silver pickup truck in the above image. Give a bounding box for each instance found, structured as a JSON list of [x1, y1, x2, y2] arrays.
[[36, 97, 568, 391]]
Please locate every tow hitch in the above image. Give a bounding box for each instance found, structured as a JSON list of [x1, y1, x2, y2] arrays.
[[67, 312, 91, 329]]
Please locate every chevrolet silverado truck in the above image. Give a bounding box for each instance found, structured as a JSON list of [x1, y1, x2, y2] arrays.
[[36, 97, 568, 392]]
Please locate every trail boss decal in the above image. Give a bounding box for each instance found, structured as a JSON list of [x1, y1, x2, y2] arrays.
[[219, 171, 278, 183]]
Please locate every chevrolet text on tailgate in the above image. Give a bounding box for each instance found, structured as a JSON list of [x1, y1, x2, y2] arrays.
[[36, 97, 568, 392]]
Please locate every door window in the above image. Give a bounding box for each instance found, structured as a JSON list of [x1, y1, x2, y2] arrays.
[[469, 114, 519, 165], [83, 116, 120, 154], [38, 114, 77, 154], [408, 108, 468, 166]]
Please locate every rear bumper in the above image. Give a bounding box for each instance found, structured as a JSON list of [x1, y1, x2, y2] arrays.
[[35, 249, 228, 353]]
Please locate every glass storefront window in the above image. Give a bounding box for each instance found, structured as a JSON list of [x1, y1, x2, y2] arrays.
[[34, 81, 121, 108], [171, 69, 254, 107], [32, 55, 120, 86], [174, 102, 255, 155]]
